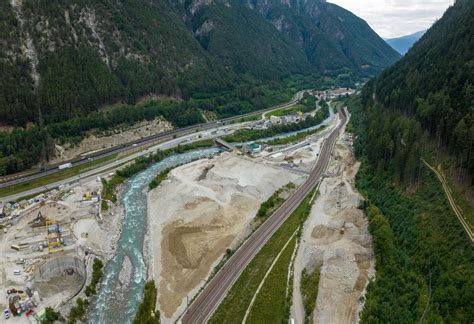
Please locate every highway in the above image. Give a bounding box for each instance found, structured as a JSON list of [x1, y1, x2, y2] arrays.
[[181, 106, 348, 323], [0, 91, 306, 188], [0, 117, 266, 202]]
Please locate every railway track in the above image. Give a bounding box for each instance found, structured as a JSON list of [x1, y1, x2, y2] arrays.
[[0, 91, 306, 188], [181, 107, 348, 323]]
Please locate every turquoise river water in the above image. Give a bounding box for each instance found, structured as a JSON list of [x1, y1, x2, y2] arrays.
[[88, 105, 334, 323], [88, 148, 221, 323]]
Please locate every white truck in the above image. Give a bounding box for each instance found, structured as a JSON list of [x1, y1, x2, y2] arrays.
[[58, 162, 72, 170]]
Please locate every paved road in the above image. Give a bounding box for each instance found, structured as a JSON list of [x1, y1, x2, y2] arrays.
[[181, 107, 348, 323], [0, 91, 306, 188], [0, 91, 308, 202], [0, 119, 258, 202]]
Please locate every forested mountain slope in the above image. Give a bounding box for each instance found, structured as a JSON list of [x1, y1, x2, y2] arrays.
[[172, 0, 311, 80], [348, 2, 474, 321], [242, 0, 401, 76], [1, 0, 226, 126], [0, 0, 398, 128], [0, 0, 399, 175], [364, 0, 474, 181]]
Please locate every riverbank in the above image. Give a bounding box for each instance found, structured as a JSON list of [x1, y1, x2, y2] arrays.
[[147, 152, 305, 322], [86, 95, 332, 323], [88, 148, 221, 323]]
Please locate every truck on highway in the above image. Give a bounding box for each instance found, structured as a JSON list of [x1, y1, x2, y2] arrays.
[[58, 162, 72, 170]]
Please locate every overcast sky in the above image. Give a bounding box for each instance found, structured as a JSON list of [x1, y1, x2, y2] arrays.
[[327, 0, 455, 38]]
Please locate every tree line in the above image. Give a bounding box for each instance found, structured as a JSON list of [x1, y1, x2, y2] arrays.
[[366, 0, 474, 181], [348, 95, 474, 323], [0, 79, 298, 176]]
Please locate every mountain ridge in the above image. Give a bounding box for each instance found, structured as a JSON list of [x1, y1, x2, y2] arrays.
[[241, 0, 401, 75], [385, 30, 426, 55], [0, 0, 399, 127]]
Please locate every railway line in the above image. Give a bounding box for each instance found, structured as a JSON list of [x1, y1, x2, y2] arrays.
[[0, 91, 306, 188], [181, 106, 348, 323]]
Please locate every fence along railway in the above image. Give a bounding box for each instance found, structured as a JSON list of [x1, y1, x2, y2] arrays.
[[181, 107, 348, 323]]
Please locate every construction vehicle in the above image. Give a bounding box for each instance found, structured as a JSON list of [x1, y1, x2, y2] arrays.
[[30, 211, 45, 228], [46, 220, 63, 253]]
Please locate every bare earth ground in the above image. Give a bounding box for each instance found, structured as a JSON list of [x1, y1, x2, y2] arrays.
[[52, 118, 172, 163], [148, 152, 304, 322], [292, 136, 375, 324], [0, 177, 122, 317]]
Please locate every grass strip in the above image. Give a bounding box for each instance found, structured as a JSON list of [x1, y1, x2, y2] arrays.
[[301, 266, 321, 323], [245, 234, 298, 323], [255, 182, 296, 222], [260, 126, 325, 146], [267, 104, 305, 117], [227, 114, 261, 124], [223, 107, 328, 143], [85, 258, 104, 297], [267, 92, 318, 118], [0, 154, 117, 199], [134, 281, 160, 324], [148, 167, 173, 190], [209, 190, 315, 323]]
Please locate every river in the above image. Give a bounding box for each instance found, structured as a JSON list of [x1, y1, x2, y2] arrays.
[[87, 105, 334, 323], [88, 148, 221, 324]]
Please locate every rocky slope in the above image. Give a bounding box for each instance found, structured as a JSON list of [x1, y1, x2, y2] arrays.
[[242, 0, 401, 75], [1, 0, 399, 127]]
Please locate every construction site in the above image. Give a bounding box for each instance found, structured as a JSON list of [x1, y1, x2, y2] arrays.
[[147, 108, 341, 322], [0, 96, 364, 323], [0, 177, 116, 322], [292, 130, 375, 323], [148, 152, 305, 322]]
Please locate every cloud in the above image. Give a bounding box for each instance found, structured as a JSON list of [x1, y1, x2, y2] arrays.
[[327, 0, 454, 38]]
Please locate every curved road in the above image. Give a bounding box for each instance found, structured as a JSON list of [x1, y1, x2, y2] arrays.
[[181, 107, 348, 323], [0, 91, 306, 188]]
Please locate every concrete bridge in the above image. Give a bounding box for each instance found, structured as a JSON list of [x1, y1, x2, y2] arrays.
[[214, 138, 237, 151]]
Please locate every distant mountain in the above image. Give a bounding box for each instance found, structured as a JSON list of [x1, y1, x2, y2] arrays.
[[385, 30, 426, 55]]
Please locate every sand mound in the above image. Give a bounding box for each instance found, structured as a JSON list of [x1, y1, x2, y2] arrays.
[[293, 135, 375, 324], [148, 152, 304, 320], [167, 222, 223, 269], [311, 225, 342, 245], [335, 208, 364, 227]]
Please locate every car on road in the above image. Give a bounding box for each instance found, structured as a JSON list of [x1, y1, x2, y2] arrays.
[[3, 309, 11, 320]]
